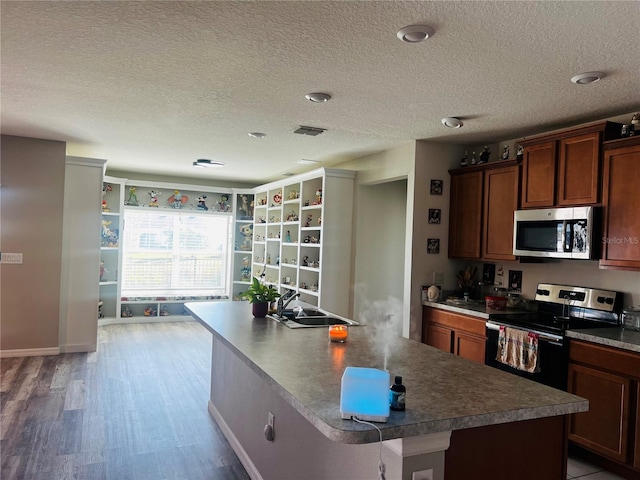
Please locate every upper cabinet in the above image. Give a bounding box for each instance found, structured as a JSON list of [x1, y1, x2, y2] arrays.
[[520, 122, 621, 208], [600, 136, 640, 270], [449, 160, 520, 261]]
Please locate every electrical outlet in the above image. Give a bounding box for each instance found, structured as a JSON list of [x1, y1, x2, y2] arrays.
[[1, 253, 23, 264]]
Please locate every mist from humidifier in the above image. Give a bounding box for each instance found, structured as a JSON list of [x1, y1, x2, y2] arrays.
[[358, 295, 403, 371]]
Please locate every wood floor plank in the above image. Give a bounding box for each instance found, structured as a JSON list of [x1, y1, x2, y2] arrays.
[[0, 321, 249, 480]]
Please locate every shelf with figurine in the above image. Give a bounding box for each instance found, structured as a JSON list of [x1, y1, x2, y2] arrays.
[[121, 182, 234, 213]]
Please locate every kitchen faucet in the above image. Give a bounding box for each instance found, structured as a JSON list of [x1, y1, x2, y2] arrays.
[[277, 290, 301, 317]]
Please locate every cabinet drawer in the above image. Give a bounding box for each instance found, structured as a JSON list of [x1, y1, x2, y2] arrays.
[[569, 340, 640, 379], [423, 307, 487, 337]]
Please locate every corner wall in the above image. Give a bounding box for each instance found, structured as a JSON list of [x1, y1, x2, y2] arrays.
[[1, 135, 66, 353]]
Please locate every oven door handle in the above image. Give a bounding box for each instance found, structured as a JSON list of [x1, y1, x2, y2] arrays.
[[485, 321, 564, 345]]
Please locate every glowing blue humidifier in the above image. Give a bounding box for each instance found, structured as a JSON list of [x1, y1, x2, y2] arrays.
[[340, 367, 390, 423]]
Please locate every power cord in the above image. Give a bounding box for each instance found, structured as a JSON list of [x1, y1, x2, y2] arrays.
[[353, 416, 386, 480]]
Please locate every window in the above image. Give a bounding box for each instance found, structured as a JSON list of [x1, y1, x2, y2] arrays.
[[121, 209, 232, 297]]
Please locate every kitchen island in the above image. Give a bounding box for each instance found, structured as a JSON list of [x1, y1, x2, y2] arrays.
[[186, 301, 588, 480]]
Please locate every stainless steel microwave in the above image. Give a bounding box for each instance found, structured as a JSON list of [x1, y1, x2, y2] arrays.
[[513, 207, 598, 259]]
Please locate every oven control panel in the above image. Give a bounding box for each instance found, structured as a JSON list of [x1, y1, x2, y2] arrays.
[[535, 283, 621, 312]]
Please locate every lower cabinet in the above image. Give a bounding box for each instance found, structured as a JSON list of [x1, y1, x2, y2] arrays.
[[568, 340, 640, 475], [422, 307, 486, 364]]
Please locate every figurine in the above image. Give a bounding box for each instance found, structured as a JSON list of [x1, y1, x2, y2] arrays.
[[318, 216, 321, 226], [197, 194, 208, 210], [239, 224, 253, 250], [125, 186, 139, 206], [168, 190, 187, 209], [121, 305, 133, 317], [304, 235, 311, 243], [99, 261, 108, 281], [286, 230, 291, 242], [479, 146, 490, 164], [98, 300, 104, 319], [217, 194, 230, 212], [148, 190, 161, 207], [273, 191, 282, 205], [461, 151, 468, 167], [144, 305, 156, 316], [102, 183, 112, 212], [471, 152, 477, 165], [159, 305, 170, 316], [101, 219, 119, 247], [516, 145, 524, 162], [240, 256, 251, 281], [288, 190, 299, 200], [305, 214, 313, 227], [314, 189, 322, 205], [502, 145, 509, 160], [303, 256, 309, 266]]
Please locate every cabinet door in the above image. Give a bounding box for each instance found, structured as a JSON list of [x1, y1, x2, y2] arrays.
[[568, 363, 630, 463], [600, 142, 640, 269], [521, 141, 556, 208], [449, 171, 483, 259], [557, 132, 601, 206], [482, 165, 519, 260], [454, 331, 486, 364], [426, 324, 453, 353]]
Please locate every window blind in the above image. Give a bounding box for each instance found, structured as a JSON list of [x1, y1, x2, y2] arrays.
[[121, 209, 232, 297]]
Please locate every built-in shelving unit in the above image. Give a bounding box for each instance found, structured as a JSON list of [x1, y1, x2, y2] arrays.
[[250, 168, 355, 317]]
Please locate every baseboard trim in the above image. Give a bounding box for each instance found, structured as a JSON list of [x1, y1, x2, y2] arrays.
[[208, 400, 263, 480], [0, 347, 60, 358], [59, 344, 97, 353], [98, 315, 195, 327]]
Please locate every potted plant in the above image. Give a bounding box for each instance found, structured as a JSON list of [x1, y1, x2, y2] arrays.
[[240, 277, 281, 318]]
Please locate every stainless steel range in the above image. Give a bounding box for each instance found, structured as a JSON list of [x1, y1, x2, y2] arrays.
[[485, 283, 624, 391]]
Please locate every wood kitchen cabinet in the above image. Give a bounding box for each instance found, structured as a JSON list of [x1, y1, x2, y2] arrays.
[[600, 136, 640, 270], [449, 160, 520, 260], [482, 163, 519, 260], [422, 307, 486, 364], [519, 121, 620, 208], [568, 339, 640, 475], [449, 170, 483, 259]]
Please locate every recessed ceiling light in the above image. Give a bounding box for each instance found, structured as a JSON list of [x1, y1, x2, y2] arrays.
[[571, 72, 605, 85], [248, 132, 266, 139], [397, 25, 435, 43], [193, 159, 224, 168], [441, 117, 464, 129], [305, 92, 331, 103]]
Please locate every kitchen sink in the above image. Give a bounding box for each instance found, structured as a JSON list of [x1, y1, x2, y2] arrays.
[[267, 309, 359, 328]]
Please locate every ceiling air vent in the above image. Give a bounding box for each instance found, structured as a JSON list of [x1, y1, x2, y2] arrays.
[[294, 125, 326, 136]]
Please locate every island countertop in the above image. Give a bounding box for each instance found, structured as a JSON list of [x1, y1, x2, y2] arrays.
[[186, 301, 588, 444]]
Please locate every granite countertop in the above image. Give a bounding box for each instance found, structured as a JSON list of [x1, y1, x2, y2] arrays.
[[186, 301, 587, 444], [567, 327, 640, 354]]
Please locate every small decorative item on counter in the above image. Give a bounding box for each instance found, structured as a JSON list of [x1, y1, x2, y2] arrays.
[[502, 145, 510, 160], [479, 145, 490, 164], [460, 151, 468, 167], [486, 295, 508, 310], [389, 376, 406, 411], [328, 324, 348, 343], [427, 285, 440, 302]]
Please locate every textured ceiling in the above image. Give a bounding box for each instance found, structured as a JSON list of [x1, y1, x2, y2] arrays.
[[2, 1, 639, 184]]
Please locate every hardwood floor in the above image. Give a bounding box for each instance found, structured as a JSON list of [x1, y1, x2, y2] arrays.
[[1, 321, 249, 480]]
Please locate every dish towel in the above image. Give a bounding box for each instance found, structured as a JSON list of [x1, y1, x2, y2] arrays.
[[496, 326, 540, 373]]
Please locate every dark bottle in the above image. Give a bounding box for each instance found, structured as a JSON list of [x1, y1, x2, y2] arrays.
[[389, 376, 406, 411]]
